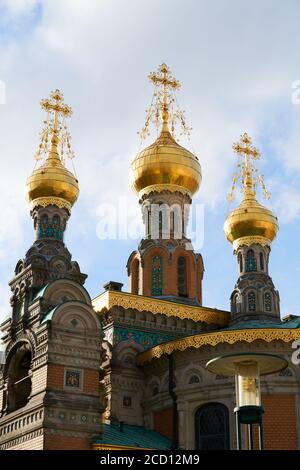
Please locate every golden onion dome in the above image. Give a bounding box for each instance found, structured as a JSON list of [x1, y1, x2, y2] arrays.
[[26, 137, 79, 211], [224, 132, 279, 250], [224, 192, 279, 250], [130, 126, 201, 198], [26, 89, 79, 211]]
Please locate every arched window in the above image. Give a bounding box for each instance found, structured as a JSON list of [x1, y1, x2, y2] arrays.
[[147, 208, 151, 237], [232, 294, 239, 314], [248, 291, 256, 311], [13, 298, 24, 322], [177, 257, 188, 297], [159, 211, 163, 239], [170, 211, 175, 238], [245, 249, 257, 272], [260, 252, 264, 271], [52, 215, 63, 240], [38, 214, 49, 239], [238, 253, 243, 273], [189, 375, 200, 384], [264, 292, 272, 312], [6, 346, 32, 413], [195, 403, 230, 450], [131, 259, 140, 295], [38, 214, 63, 240], [279, 368, 293, 377], [152, 255, 163, 295]]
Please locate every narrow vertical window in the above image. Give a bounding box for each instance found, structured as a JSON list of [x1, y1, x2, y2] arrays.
[[178, 257, 187, 297], [264, 292, 272, 311], [238, 253, 243, 273], [260, 252, 264, 271], [152, 255, 163, 295], [159, 211, 163, 239], [245, 249, 257, 272], [147, 209, 151, 238], [170, 211, 175, 238], [248, 292, 256, 311], [39, 214, 49, 238], [52, 215, 63, 240], [132, 259, 139, 295]]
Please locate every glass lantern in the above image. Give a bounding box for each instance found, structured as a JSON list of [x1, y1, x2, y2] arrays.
[[235, 360, 261, 407]]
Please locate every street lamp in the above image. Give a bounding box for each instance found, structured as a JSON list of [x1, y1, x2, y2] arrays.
[[206, 352, 287, 450]]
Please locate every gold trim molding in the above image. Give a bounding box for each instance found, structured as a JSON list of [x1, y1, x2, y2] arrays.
[[137, 328, 300, 365], [139, 184, 192, 199], [233, 236, 271, 251], [92, 290, 229, 326], [30, 196, 71, 211]]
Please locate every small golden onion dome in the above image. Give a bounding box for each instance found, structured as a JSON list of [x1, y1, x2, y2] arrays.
[[130, 126, 201, 197], [26, 135, 79, 210], [224, 193, 279, 250]]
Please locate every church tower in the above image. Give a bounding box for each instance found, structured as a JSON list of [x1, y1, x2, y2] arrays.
[[224, 133, 280, 324], [127, 64, 204, 305], [0, 90, 102, 450]]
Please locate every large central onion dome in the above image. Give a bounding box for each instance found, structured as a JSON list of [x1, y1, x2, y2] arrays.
[[130, 125, 201, 198], [26, 135, 79, 210], [130, 63, 201, 199]]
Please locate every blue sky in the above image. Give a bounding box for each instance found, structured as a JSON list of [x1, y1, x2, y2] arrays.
[[1, 0, 300, 324]]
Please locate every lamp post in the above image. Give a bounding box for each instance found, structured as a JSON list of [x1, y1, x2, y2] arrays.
[[206, 353, 287, 450]]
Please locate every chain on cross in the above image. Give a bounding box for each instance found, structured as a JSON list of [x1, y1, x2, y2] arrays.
[[138, 63, 193, 142], [227, 132, 270, 202]]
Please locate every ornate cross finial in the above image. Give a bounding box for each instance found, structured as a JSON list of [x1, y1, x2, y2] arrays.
[[139, 63, 192, 141], [35, 89, 75, 165], [228, 132, 270, 202], [148, 63, 180, 127]]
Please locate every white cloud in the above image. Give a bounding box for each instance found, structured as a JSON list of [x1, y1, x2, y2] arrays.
[[0, 0, 39, 15]]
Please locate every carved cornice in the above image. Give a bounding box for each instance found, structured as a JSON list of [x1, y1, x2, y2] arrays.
[[137, 328, 300, 365], [139, 184, 192, 200], [93, 291, 229, 326], [30, 196, 71, 211], [233, 236, 271, 251]]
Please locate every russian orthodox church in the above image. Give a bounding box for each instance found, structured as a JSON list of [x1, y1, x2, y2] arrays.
[[0, 65, 300, 451]]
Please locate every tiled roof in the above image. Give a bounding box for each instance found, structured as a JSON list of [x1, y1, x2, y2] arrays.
[[94, 424, 171, 450], [225, 317, 300, 330]]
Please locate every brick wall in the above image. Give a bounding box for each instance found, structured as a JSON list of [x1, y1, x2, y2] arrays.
[[44, 435, 91, 450], [46, 364, 99, 395], [31, 365, 48, 395], [262, 394, 297, 450], [252, 394, 297, 450], [47, 364, 64, 389], [84, 369, 99, 395], [153, 407, 173, 439]]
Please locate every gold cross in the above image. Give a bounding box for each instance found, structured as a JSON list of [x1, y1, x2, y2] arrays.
[[228, 133, 270, 201], [148, 63, 181, 125], [40, 89, 72, 125], [232, 132, 260, 161], [35, 90, 74, 163]]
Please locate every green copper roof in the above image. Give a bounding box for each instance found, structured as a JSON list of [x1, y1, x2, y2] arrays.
[[94, 424, 172, 450], [224, 317, 300, 331], [31, 284, 49, 302]]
